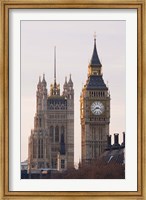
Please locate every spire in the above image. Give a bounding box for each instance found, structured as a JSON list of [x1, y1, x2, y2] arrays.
[[65, 76, 67, 83], [64, 76, 68, 88], [54, 46, 56, 86], [68, 74, 73, 86], [42, 74, 46, 82], [37, 76, 41, 89], [50, 46, 60, 96], [90, 33, 102, 67], [69, 74, 72, 82], [42, 73, 47, 88]]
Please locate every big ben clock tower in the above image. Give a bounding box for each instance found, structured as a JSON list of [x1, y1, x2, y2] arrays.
[[80, 36, 110, 164]]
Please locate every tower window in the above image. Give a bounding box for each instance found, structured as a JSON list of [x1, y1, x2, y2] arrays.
[[38, 138, 43, 158], [52, 159, 57, 168], [33, 139, 37, 158], [39, 118, 42, 127], [55, 126, 59, 142], [61, 126, 65, 142], [92, 127, 96, 140], [61, 160, 65, 169], [50, 126, 54, 142]]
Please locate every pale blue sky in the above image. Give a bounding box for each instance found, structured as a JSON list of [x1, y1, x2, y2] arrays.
[[21, 20, 126, 165]]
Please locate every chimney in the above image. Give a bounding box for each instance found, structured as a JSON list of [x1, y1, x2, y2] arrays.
[[114, 133, 119, 144], [121, 132, 125, 148], [112, 133, 120, 149]]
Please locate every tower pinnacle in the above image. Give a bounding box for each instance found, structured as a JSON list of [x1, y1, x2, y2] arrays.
[[94, 32, 96, 41], [90, 35, 102, 67], [50, 46, 60, 96], [68, 74, 73, 87], [54, 46, 56, 86]]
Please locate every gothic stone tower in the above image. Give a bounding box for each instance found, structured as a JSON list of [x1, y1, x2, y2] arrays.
[[80, 37, 110, 164], [28, 47, 74, 172]]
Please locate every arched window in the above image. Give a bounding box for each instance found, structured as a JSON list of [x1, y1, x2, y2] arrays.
[[55, 126, 59, 142], [50, 126, 54, 142]]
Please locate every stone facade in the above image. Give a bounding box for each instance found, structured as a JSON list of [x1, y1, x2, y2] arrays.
[[80, 37, 110, 164], [28, 49, 74, 172]]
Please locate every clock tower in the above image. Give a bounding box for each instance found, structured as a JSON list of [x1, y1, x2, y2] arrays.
[[80, 36, 110, 164]]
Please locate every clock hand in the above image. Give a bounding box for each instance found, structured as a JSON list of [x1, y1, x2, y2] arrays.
[[95, 107, 100, 110], [93, 107, 100, 113]]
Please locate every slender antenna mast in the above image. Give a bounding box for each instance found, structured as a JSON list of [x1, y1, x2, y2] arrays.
[[94, 31, 96, 43], [54, 46, 56, 85]]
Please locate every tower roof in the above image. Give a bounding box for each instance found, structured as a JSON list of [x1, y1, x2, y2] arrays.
[[90, 36, 102, 67], [86, 75, 107, 90]]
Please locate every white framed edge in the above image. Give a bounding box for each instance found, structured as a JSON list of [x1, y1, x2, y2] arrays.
[[9, 9, 137, 191]]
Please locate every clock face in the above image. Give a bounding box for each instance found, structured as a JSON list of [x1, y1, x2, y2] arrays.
[[91, 101, 104, 115]]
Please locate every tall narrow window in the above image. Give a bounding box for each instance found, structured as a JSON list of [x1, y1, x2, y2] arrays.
[[99, 127, 102, 140], [33, 138, 37, 158], [55, 126, 59, 142], [46, 138, 49, 159], [38, 138, 43, 158], [92, 127, 95, 140], [52, 158, 57, 168], [50, 126, 54, 142], [39, 118, 42, 127], [38, 139, 41, 158], [41, 138, 43, 158], [61, 160, 65, 169], [61, 126, 65, 142]]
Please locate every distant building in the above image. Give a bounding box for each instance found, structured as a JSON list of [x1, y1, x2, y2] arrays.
[[28, 47, 74, 173], [80, 36, 110, 164], [21, 160, 28, 170]]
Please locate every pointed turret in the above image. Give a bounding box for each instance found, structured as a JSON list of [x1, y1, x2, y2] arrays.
[[63, 77, 68, 89], [42, 74, 46, 84], [42, 74, 47, 90], [68, 74, 73, 87], [90, 34, 102, 67], [41, 74, 47, 111], [63, 77, 68, 97], [37, 76, 42, 90], [36, 76, 42, 113], [67, 74, 74, 100]]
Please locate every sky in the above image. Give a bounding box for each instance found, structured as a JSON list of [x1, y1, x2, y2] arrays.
[[21, 20, 126, 165]]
